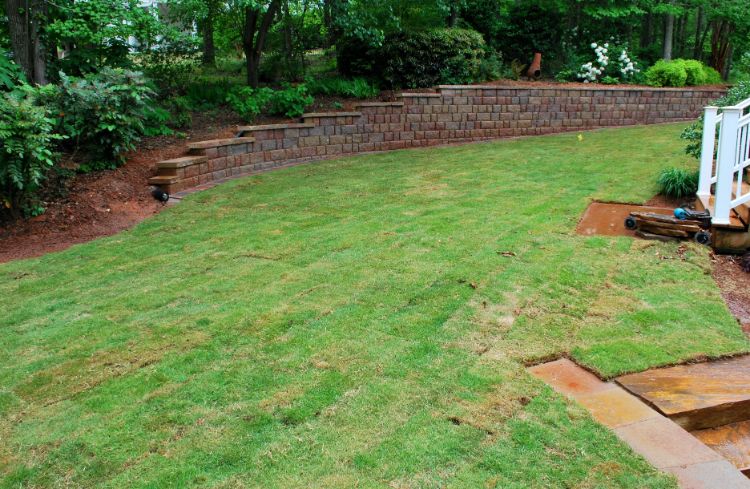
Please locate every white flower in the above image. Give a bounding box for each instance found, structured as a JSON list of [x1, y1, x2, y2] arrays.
[[591, 43, 597, 48]]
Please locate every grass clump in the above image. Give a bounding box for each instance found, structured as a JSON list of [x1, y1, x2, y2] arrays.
[[657, 167, 699, 198], [306, 77, 380, 99]]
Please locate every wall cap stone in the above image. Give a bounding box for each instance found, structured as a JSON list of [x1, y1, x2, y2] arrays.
[[355, 101, 405, 107], [302, 111, 362, 118], [187, 137, 255, 150], [237, 123, 314, 133], [157, 156, 208, 169], [398, 92, 442, 98], [436, 84, 728, 92]]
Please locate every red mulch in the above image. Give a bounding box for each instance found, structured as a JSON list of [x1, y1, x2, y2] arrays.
[[0, 111, 242, 263]]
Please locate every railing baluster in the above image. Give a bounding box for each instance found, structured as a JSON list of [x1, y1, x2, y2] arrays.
[[714, 107, 742, 225], [698, 106, 719, 202]]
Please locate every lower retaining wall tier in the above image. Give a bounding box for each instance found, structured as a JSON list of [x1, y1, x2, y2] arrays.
[[148, 85, 726, 195]]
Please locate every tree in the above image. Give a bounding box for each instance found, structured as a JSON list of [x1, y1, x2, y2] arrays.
[[242, 0, 281, 87], [4, 0, 47, 84]]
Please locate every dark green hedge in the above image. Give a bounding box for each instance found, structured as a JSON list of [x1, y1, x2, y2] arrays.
[[338, 28, 488, 89]]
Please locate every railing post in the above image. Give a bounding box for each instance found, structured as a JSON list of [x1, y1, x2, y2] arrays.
[[698, 106, 719, 202], [714, 107, 741, 225]]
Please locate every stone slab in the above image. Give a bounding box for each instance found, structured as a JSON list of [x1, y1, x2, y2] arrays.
[[693, 420, 750, 473], [576, 387, 662, 428], [528, 358, 615, 397], [187, 137, 255, 150], [617, 355, 750, 430], [666, 460, 750, 489], [614, 417, 723, 469]]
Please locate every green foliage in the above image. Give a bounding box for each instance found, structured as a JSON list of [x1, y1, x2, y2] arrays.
[[226, 84, 313, 121], [645, 59, 688, 87], [646, 59, 721, 88], [601, 76, 619, 85], [269, 83, 314, 118], [306, 77, 380, 98], [0, 87, 64, 219], [185, 76, 240, 109], [142, 98, 191, 137], [46, 0, 166, 76], [0, 53, 26, 91], [681, 80, 750, 158], [53, 69, 154, 171], [379, 28, 488, 88], [656, 167, 699, 198]]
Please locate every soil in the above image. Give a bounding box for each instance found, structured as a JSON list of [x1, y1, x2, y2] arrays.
[[712, 253, 750, 335], [0, 110, 242, 263]]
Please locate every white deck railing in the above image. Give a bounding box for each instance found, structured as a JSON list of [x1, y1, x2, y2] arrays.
[[698, 97, 750, 225]]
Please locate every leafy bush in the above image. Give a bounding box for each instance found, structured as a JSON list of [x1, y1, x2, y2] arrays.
[[657, 167, 699, 198], [185, 76, 239, 109], [53, 68, 155, 171], [646, 59, 721, 87], [681, 80, 750, 158], [645, 59, 688, 87], [142, 97, 192, 137], [0, 87, 64, 219], [226, 84, 313, 122], [269, 84, 313, 118], [379, 28, 487, 88], [680, 59, 707, 86], [578, 42, 640, 84], [0, 53, 26, 91], [306, 77, 379, 98]]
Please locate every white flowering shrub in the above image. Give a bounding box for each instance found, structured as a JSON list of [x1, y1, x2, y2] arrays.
[[577, 42, 640, 84]]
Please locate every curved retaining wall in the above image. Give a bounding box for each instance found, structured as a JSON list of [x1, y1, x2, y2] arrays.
[[149, 85, 726, 195]]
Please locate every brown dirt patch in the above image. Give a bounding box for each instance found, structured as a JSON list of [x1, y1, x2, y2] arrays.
[[576, 202, 674, 237], [0, 111, 241, 263], [712, 254, 750, 334]]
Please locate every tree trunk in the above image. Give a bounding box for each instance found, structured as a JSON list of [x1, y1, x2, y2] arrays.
[[448, 6, 458, 27], [693, 5, 705, 59], [641, 13, 653, 48], [200, 19, 216, 66], [242, 0, 281, 88], [5, 0, 31, 78], [663, 13, 674, 60], [709, 19, 733, 78]]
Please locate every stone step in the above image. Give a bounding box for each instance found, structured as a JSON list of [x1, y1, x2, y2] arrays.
[[693, 420, 750, 475], [301, 111, 362, 119], [187, 137, 255, 150], [236, 122, 314, 135], [147, 175, 179, 186], [617, 355, 750, 431], [156, 155, 208, 169]]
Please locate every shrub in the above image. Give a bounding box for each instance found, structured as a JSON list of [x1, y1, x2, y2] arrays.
[[657, 167, 699, 198], [306, 77, 379, 98], [645, 59, 688, 87], [269, 84, 313, 118], [0, 87, 64, 219], [53, 68, 155, 171], [679, 59, 707, 86], [578, 42, 640, 84], [226, 84, 313, 122], [703, 66, 723, 84], [680, 80, 750, 158], [185, 76, 239, 109], [342, 28, 488, 89], [226, 86, 273, 122], [0, 53, 26, 91]]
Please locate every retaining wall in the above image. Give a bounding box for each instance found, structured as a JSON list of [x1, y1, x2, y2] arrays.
[[149, 85, 726, 194]]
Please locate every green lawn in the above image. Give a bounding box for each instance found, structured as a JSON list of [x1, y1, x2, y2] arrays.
[[1, 124, 748, 488]]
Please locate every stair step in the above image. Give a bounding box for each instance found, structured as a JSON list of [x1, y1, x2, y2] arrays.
[[156, 156, 208, 169], [698, 195, 747, 230], [301, 111, 362, 119], [187, 137, 255, 150], [616, 355, 750, 431], [148, 175, 180, 185], [693, 420, 750, 475]]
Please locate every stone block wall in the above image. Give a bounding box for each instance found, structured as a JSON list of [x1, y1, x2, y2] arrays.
[[149, 85, 725, 194]]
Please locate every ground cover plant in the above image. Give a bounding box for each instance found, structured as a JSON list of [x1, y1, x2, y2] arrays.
[[1, 124, 748, 487]]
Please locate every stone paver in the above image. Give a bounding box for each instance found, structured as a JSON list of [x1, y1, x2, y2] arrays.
[[529, 358, 750, 488], [528, 358, 615, 397], [666, 460, 750, 489], [693, 420, 750, 474], [576, 387, 661, 428], [617, 355, 750, 430]]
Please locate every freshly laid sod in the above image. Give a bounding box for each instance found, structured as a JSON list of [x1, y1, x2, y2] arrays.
[[1, 124, 747, 488]]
